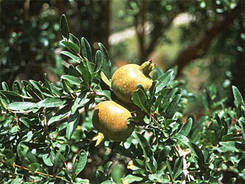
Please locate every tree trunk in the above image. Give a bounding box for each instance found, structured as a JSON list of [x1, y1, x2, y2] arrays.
[[105, 0, 111, 51], [135, 0, 146, 62]]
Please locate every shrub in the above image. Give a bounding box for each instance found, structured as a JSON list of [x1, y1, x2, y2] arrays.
[[0, 15, 245, 184]]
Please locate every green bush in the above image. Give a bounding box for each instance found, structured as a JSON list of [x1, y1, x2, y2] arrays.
[[0, 15, 245, 184]]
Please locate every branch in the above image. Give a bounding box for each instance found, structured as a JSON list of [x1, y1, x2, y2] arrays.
[[171, 5, 241, 76], [1, 160, 64, 180], [145, 12, 180, 60]]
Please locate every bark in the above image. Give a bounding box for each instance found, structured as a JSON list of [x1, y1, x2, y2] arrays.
[[171, 5, 241, 77], [105, 0, 111, 50], [135, 0, 146, 62]]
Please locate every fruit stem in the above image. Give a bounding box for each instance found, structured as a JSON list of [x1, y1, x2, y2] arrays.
[[92, 132, 105, 146], [139, 60, 155, 77]]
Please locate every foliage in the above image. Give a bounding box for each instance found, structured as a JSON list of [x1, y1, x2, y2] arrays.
[[0, 15, 245, 184], [0, 0, 61, 83], [0, 0, 111, 84]]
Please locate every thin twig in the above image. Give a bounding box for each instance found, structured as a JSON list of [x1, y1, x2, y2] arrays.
[[1, 160, 64, 180]]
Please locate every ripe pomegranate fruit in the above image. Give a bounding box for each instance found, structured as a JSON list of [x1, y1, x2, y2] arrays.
[[92, 101, 134, 142], [111, 61, 155, 103]]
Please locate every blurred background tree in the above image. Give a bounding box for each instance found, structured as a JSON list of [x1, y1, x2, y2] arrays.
[[0, 0, 244, 98]]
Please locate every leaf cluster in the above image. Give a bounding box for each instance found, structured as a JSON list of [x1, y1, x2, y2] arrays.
[[0, 15, 245, 184]]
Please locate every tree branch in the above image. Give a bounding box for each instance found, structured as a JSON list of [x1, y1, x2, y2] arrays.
[[1, 159, 64, 180], [170, 4, 241, 76], [145, 12, 180, 61]]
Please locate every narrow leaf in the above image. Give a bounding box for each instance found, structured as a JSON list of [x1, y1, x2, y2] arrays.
[[232, 86, 245, 107], [173, 157, 183, 179], [60, 51, 81, 63], [60, 40, 80, 54], [8, 102, 35, 111], [81, 37, 92, 61], [66, 111, 80, 139], [95, 50, 103, 72], [74, 151, 87, 176], [123, 175, 143, 183], [37, 98, 65, 108], [60, 14, 69, 39], [178, 117, 193, 136], [98, 42, 111, 78], [155, 70, 174, 93], [165, 94, 181, 118], [69, 33, 80, 47], [100, 71, 111, 88], [131, 86, 149, 113], [61, 75, 82, 86]]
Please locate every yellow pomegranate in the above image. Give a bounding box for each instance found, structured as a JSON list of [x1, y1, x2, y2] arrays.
[[111, 61, 155, 103], [92, 101, 134, 142]]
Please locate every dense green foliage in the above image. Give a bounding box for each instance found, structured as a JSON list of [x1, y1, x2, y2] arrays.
[[0, 15, 245, 183]]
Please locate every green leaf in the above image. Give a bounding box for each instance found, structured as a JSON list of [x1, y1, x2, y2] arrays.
[[166, 159, 174, 181], [131, 86, 149, 113], [60, 40, 80, 54], [66, 110, 80, 139], [12, 81, 21, 94], [76, 63, 91, 85], [84, 57, 94, 75], [71, 93, 89, 114], [218, 141, 240, 152], [81, 37, 92, 61], [95, 50, 103, 72], [232, 86, 245, 107], [69, 33, 80, 47], [74, 178, 90, 184], [74, 151, 87, 176], [165, 94, 181, 118], [155, 69, 174, 93], [60, 14, 69, 39], [48, 105, 70, 126], [100, 71, 111, 88], [1, 81, 9, 91], [101, 181, 113, 184], [42, 154, 53, 167], [189, 143, 205, 170], [28, 163, 40, 172], [61, 75, 82, 86], [238, 117, 245, 142], [111, 165, 123, 184], [62, 79, 73, 94], [124, 175, 143, 183], [133, 132, 153, 172], [98, 42, 111, 78], [8, 178, 22, 184], [52, 151, 64, 173], [19, 117, 30, 128], [178, 117, 193, 136], [0, 90, 27, 101], [8, 102, 35, 111], [60, 51, 81, 63], [29, 80, 45, 98], [175, 135, 205, 170], [173, 157, 183, 179], [152, 66, 164, 80], [37, 98, 65, 108], [3, 149, 15, 164]]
